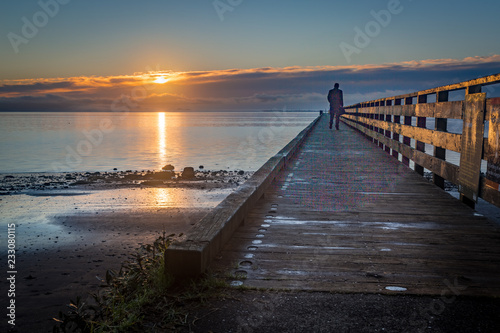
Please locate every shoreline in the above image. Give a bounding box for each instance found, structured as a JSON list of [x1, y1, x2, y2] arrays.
[[0, 169, 252, 195], [0, 170, 252, 332]]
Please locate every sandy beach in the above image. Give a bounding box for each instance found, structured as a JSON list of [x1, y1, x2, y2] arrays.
[[0, 170, 251, 332]]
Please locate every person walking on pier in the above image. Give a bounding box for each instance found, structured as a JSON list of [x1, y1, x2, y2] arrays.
[[327, 83, 344, 130]]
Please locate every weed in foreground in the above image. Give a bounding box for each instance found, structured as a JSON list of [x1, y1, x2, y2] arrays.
[[52, 232, 229, 332]]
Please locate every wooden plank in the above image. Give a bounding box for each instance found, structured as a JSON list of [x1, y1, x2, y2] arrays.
[[433, 92, 449, 189], [345, 101, 463, 119], [481, 177, 500, 207], [458, 93, 486, 202], [343, 114, 462, 153], [343, 117, 459, 184], [415, 95, 428, 175], [385, 114, 391, 154], [486, 97, 500, 121], [486, 97, 500, 183]]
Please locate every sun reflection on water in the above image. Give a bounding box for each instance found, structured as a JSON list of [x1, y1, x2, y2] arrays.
[[158, 112, 167, 168], [152, 187, 173, 207]]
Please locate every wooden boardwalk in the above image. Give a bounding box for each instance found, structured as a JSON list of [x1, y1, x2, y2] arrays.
[[212, 115, 500, 296]]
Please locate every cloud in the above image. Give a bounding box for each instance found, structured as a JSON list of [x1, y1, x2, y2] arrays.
[[0, 81, 75, 94], [1, 55, 500, 112]]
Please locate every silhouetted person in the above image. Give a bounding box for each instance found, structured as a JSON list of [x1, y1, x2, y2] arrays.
[[327, 83, 344, 130]]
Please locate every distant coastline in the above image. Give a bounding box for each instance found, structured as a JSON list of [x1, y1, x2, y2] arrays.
[[0, 109, 321, 113]]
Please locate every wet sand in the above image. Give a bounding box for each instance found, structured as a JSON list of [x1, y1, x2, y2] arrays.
[[0, 171, 250, 332], [5, 209, 209, 332]]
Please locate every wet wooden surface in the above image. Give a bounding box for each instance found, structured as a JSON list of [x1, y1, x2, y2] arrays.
[[212, 115, 500, 296]]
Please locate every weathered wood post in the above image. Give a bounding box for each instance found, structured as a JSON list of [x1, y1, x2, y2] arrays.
[[385, 99, 392, 154], [377, 101, 383, 149], [433, 91, 449, 189], [484, 97, 500, 206], [367, 103, 374, 142], [458, 85, 486, 208], [415, 94, 427, 176], [393, 98, 402, 160], [403, 97, 413, 167], [373, 102, 379, 146], [362, 103, 369, 139]]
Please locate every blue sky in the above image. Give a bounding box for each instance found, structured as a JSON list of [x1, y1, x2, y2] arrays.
[[1, 0, 500, 110]]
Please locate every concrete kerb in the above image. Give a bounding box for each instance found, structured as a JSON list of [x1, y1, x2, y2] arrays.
[[165, 115, 322, 278]]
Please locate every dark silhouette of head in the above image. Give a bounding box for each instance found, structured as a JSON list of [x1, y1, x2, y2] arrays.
[[334, 83, 340, 89]]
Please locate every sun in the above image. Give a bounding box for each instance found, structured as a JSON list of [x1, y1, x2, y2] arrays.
[[154, 76, 169, 84]]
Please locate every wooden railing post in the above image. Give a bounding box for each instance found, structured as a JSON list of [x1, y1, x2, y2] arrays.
[[459, 85, 486, 208], [415, 95, 427, 175], [369, 103, 375, 143], [403, 97, 413, 166], [485, 97, 500, 207], [374, 102, 379, 146], [393, 99, 401, 160], [385, 100, 392, 154], [434, 91, 449, 189], [379, 101, 385, 150], [363, 104, 369, 139]]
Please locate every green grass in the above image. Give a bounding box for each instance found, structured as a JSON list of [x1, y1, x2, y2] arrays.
[[53, 232, 229, 332]]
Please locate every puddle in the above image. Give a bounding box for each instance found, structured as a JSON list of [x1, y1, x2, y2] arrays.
[[302, 232, 329, 236], [234, 270, 248, 277], [230, 281, 243, 287], [239, 260, 252, 267], [385, 286, 407, 291], [276, 269, 308, 276]]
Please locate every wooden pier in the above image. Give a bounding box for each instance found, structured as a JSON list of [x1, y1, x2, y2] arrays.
[[167, 74, 500, 297]]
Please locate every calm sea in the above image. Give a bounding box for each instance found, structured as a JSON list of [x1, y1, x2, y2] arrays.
[[0, 111, 318, 173]]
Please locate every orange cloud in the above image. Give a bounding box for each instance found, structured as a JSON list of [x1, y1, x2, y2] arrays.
[[1, 55, 500, 112]]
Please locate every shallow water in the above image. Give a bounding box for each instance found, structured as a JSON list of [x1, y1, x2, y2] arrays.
[[1, 186, 232, 222], [0, 186, 234, 252]]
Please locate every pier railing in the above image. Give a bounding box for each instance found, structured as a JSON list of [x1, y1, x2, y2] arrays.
[[341, 73, 500, 208]]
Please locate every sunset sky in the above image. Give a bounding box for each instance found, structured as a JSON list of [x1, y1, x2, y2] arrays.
[[1, 0, 500, 111]]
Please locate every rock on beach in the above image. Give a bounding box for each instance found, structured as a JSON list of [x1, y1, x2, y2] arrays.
[[162, 164, 175, 171], [181, 167, 196, 179]]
